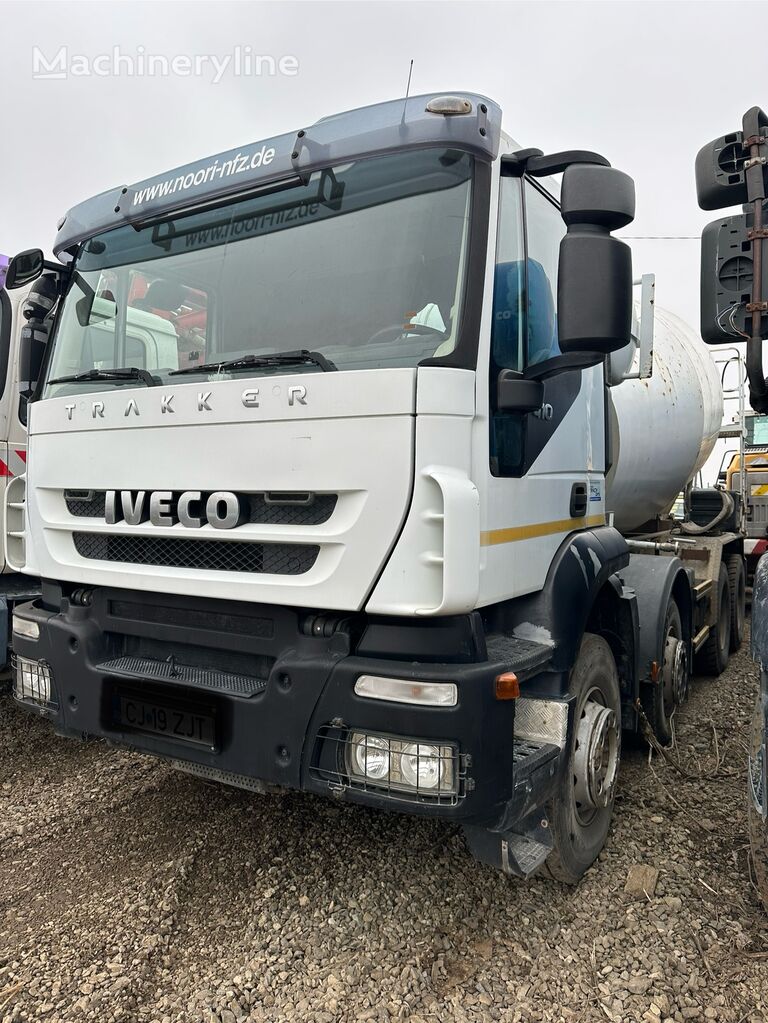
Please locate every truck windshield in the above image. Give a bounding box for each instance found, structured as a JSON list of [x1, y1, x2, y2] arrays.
[[43, 148, 474, 398]]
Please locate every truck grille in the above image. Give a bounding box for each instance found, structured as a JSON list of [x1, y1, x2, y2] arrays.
[[66, 492, 107, 517], [73, 532, 319, 575], [65, 490, 337, 526], [98, 655, 268, 697]]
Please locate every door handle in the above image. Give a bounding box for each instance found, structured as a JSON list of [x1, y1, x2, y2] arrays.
[[570, 482, 588, 519]]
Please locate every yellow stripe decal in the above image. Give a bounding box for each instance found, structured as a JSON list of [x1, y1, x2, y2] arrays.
[[480, 514, 606, 547]]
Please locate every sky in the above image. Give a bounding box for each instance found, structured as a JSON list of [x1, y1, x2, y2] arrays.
[[2, 0, 767, 478]]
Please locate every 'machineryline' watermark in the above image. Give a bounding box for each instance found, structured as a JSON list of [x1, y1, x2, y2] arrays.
[[32, 45, 299, 84]]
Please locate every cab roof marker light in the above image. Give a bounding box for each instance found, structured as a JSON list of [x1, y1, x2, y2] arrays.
[[425, 96, 473, 116], [354, 675, 458, 707]]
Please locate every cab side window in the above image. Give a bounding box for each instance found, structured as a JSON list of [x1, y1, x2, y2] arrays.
[[489, 175, 564, 477], [491, 177, 525, 372], [524, 181, 564, 365], [489, 177, 525, 475]]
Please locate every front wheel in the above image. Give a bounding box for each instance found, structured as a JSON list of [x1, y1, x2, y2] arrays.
[[541, 633, 621, 885]]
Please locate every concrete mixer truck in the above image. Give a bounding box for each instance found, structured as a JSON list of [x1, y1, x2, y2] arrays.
[[695, 104, 768, 909], [3, 92, 744, 883]]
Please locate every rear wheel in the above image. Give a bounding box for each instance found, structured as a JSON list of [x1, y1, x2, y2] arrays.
[[641, 598, 687, 746], [696, 563, 731, 677], [727, 554, 746, 652], [541, 633, 621, 885]]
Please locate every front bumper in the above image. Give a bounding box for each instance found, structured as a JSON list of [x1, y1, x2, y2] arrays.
[[12, 586, 561, 829]]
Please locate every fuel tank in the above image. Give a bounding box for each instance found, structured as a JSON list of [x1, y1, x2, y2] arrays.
[[606, 307, 723, 533]]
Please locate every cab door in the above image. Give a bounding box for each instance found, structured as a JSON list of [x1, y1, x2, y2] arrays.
[[478, 172, 606, 606]]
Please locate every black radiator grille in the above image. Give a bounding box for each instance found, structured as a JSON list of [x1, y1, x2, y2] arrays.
[[65, 490, 337, 525], [73, 532, 319, 575], [66, 492, 107, 518]]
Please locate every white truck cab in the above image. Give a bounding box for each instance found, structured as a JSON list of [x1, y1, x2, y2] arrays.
[[6, 94, 743, 883]]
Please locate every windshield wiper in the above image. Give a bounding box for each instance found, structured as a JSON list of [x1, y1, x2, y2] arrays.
[[48, 367, 160, 387], [169, 349, 336, 376]]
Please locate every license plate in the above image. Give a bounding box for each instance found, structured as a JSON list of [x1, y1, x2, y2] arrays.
[[115, 692, 216, 748]]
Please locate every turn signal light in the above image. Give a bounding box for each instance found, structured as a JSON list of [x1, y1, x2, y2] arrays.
[[495, 672, 520, 700]]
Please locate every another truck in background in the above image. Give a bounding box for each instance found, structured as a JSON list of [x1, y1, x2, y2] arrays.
[[694, 104, 768, 909], [0, 271, 42, 673], [719, 413, 768, 582]]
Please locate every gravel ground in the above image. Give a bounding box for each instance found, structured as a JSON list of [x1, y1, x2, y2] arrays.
[[1, 630, 768, 1023]]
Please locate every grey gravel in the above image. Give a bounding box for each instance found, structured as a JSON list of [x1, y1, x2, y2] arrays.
[[1, 624, 768, 1022]]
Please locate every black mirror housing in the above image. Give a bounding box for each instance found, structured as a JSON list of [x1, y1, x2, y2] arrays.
[[557, 165, 635, 356], [560, 164, 635, 231], [6, 248, 45, 289], [700, 211, 768, 343], [695, 130, 762, 211]]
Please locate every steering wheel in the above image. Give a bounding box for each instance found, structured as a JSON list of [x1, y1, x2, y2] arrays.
[[366, 322, 448, 345]]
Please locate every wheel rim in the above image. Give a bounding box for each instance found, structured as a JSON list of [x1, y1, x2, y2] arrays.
[[663, 633, 688, 711], [573, 686, 620, 827]]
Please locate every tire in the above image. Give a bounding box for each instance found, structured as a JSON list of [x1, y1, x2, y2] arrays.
[[540, 633, 621, 885], [641, 599, 687, 746], [696, 563, 731, 677], [727, 554, 746, 653], [748, 694, 768, 911]]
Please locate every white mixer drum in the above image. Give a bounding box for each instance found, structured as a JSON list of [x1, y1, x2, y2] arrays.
[[606, 307, 723, 532]]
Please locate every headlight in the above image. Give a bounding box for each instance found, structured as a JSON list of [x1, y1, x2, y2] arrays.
[[349, 733, 390, 780], [12, 615, 39, 640], [345, 730, 457, 799], [13, 655, 54, 706], [401, 743, 447, 791]]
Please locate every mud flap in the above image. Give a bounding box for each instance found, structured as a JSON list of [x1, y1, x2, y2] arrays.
[[464, 812, 554, 878], [463, 738, 560, 878]]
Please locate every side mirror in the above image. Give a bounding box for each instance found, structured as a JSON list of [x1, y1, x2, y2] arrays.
[[557, 165, 635, 356], [6, 248, 45, 289], [700, 211, 768, 343], [18, 274, 59, 419], [695, 130, 756, 211]]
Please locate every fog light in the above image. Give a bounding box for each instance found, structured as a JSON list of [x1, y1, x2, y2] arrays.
[[12, 615, 39, 640], [401, 743, 445, 790], [349, 732, 390, 780], [13, 654, 54, 705]]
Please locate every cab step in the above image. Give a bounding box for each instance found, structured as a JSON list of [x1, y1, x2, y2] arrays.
[[484, 634, 554, 681]]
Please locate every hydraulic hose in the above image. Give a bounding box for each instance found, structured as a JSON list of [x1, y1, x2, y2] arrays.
[[679, 489, 735, 536]]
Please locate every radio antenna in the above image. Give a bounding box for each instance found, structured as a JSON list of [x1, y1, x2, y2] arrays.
[[401, 59, 414, 122]]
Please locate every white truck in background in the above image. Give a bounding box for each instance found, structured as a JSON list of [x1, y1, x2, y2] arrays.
[[5, 93, 745, 883], [0, 273, 41, 671]]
